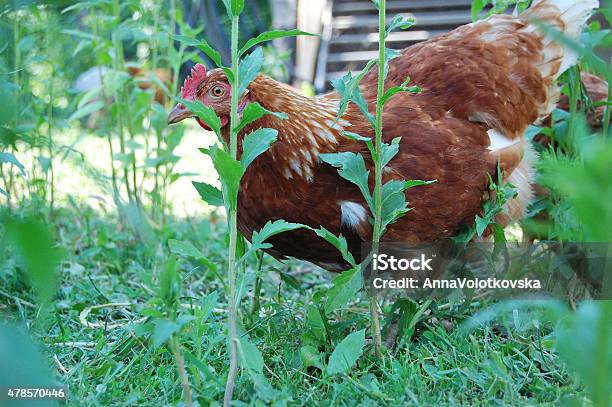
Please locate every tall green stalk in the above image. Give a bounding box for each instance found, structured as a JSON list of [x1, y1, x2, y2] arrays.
[[6, 5, 21, 207], [369, 0, 386, 358], [47, 77, 55, 214], [170, 336, 192, 407], [603, 65, 612, 137], [45, 12, 57, 215], [148, 3, 162, 217], [111, 0, 134, 203], [90, 15, 119, 197], [223, 13, 241, 407]]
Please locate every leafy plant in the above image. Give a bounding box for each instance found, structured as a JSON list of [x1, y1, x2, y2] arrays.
[[0, 212, 64, 306], [177, 3, 314, 404], [471, 0, 531, 21], [321, 0, 433, 356]]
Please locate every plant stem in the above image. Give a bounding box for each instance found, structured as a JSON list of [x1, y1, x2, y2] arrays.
[[44, 12, 56, 214], [170, 336, 193, 407], [368, 0, 386, 358], [603, 63, 612, 137], [148, 3, 161, 218], [223, 13, 241, 407], [47, 75, 55, 215], [90, 16, 119, 197], [160, 0, 186, 221], [6, 5, 20, 208], [251, 252, 264, 316], [112, 0, 133, 203]]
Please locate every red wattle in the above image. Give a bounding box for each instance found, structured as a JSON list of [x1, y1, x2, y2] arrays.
[[195, 116, 229, 131], [195, 117, 211, 131]]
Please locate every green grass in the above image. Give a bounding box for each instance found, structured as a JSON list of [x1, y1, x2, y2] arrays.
[[0, 204, 591, 406]]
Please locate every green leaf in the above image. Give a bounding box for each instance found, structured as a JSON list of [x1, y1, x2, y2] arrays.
[[206, 145, 244, 210], [234, 102, 288, 133], [240, 29, 317, 56], [36, 156, 51, 174], [192, 181, 224, 206], [221, 0, 232, 16], [238, 47, 264, 98], [238, 336, 264, 373], [475, 214, 490, 237], [279, 271, 302, 290], [0, 214, 63, 305], [168, 239, 202, 259], [199, 291, 219, 324], [172, 34, 200, 47], [381, 137, 401, 168], [383, 48, 401, 80], [380, 179, 436, 233], [183, 349, 216, 381], [182, 99, 222, 137], [0, 152, 26, 176], [235, 267, 256, 307], [556, 302, 612, 406], [306, 305, 327, 342], [300, 345, 323, 370], [343, 131, 372, 143], [380, 76, 420, 106], [324, 267, 362, 314], [231, 0, 244, 15], [159, 256, 180, 307], [380, 180, 409, 226], [380, 85, 405, 106], [320, 152, 373, 209], [0, 127, 18, 148], [241, 128, 278, 169], [314, 227, 356, 266], [471, 0, 489, 21], [152, 319, 180, 348], [69, 100, 104, 121], [403, 180, 437, 189], [331, 62, 376, 128], [343, 131, 376, 160], [525, 125, 543, 142], [222, 67, 235, 83], [0, 323, 54, 390], [249, 220, 308, 252], [386, 14, 415, 37], [0, 80, 18, 127], [327, 329, 366, 375], [197, 39, 223, 68]]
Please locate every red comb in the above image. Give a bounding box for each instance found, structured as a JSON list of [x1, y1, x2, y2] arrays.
[[180, 64, 208, 99]]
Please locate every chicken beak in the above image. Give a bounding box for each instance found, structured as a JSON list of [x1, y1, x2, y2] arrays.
[[167, 103, 193, 124]]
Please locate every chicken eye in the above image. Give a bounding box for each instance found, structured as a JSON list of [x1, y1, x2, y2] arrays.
[[210, 86, 225, 97]]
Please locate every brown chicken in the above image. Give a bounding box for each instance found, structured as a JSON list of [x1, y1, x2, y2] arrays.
[[538, 72, 610, 148], [559, 72, 610, 129], [168, 0, 598, 271], [126, 66, 173, 105]]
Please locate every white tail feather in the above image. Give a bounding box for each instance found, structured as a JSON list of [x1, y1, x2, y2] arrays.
[[526, 0, 599, 76]]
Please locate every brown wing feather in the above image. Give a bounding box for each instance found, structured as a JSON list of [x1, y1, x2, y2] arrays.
[[359, 18, 549, 139]]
